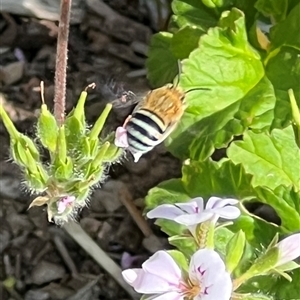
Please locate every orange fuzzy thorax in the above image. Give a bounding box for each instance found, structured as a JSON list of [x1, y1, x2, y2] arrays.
[[141, 85, 186, 125]]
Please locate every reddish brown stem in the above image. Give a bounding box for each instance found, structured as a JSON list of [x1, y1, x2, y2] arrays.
[[53, 0, 72, 125]]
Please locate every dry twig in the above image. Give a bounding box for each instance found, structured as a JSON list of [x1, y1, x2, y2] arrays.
[[63, 222, 139, 300], [52, 235, 79, 277]]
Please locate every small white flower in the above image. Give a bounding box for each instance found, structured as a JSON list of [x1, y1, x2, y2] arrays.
[[122, 249, 232, 300], [147, 197, 240, 226], [275, 233, 300, 267]]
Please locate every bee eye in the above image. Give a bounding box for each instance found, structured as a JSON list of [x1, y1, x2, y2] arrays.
[[168, 84, 174, 89]]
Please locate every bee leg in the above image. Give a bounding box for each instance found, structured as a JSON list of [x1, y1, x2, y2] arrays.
[[122, 115, 132, 127]]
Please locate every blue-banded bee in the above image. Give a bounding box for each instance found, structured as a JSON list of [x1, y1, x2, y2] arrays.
[[114, 83, 186, 162]]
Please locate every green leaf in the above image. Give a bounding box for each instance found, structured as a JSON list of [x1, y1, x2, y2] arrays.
[[226, 230, 246, 273], [270, 268, 300, 298], [253, 185, 300, 231], [255, 0, 288, 23], [146, 32, 179, 87], [167, 250, 189, 272], [184, 77, 275, 161], [244, 247, 280, 279], [145, 178, 190, 209], [171, 0, 218, 30], [271, 88, 300, 130], [169, 235, 197, 257], [202, 0, 233, 9], [165, 9, 268, 159], [230, 214, 279, 249], [266, 46, 300, 92], [234, 293, 274, 300], [181, 159, 253, 198], [269, 2, 300, 51], [170, 26, 203, 59], [227, 126, 300, 191], [155, 219, 187, 237], [215, 227, 234, 256], [240, 268, 300, 299]]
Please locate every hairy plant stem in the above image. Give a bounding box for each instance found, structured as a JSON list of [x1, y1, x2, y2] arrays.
[[54, 0, 72, 125]]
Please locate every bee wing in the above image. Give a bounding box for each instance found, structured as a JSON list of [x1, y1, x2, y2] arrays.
[[111, 91, 140, 109], [131, 97, 147, 114], [155, 120, 180, 144]]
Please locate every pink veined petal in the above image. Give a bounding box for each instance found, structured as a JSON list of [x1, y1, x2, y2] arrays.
[[189, 249, 232, 300], [147, 205, 187, 220], [193, 197, 204, 212], [143, 251, 182, 287], [189, 249, 226, 285], [174, 200, 200, 214], [122, 268, 176, 294], [175, 212, 214, 226], [206, 197, 238, 210], [114, 127, 129, 148], [276, 233, 300, 266], [212, 206, 241, 219], [199, 270, 232, 300]]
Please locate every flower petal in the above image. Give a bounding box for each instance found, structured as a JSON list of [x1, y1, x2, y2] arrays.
[[175, 212, 214, 226], [114, 127, 129, 148], [199, 271, 232, 300], [174, 200, 201, 214], [147, 204, 186, 220], [189, 249, 232, 300], [213, 206, 241, 219], [276, 233, 300, 266], [122, 268, 175, 294], [193, 197, 204, 211], [189, 249, 226, 285], [143, 251, 181, 287], [206, 197, 239, 209], [57, 196, 75, 214]]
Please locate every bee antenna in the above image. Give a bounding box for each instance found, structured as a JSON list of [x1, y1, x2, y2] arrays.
[[186, 87, 211, 94], [172, 60, 182, 88]]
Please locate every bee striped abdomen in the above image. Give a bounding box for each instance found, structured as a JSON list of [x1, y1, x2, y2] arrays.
[[126, 109, 166, 153]]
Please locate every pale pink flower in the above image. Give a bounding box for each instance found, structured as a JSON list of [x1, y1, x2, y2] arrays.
[[147, 197, 240, 226], [114, 126, 144, 162], [57, 196, 75, 214], [114, 126, 129, 148], [275, 233, 300, 267], [122, 249, 232, 300]]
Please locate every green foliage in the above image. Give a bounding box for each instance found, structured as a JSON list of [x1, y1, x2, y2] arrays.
[[225, 230, 246, 273], [145, 0, 300, 298], [227, 126, 300, 190], [0, 89, 122, 224]]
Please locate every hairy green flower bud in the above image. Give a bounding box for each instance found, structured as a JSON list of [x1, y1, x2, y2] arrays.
[[91, 141, 110, 167], [37, 103, 58, 153], [89, 103, 112, 140]]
